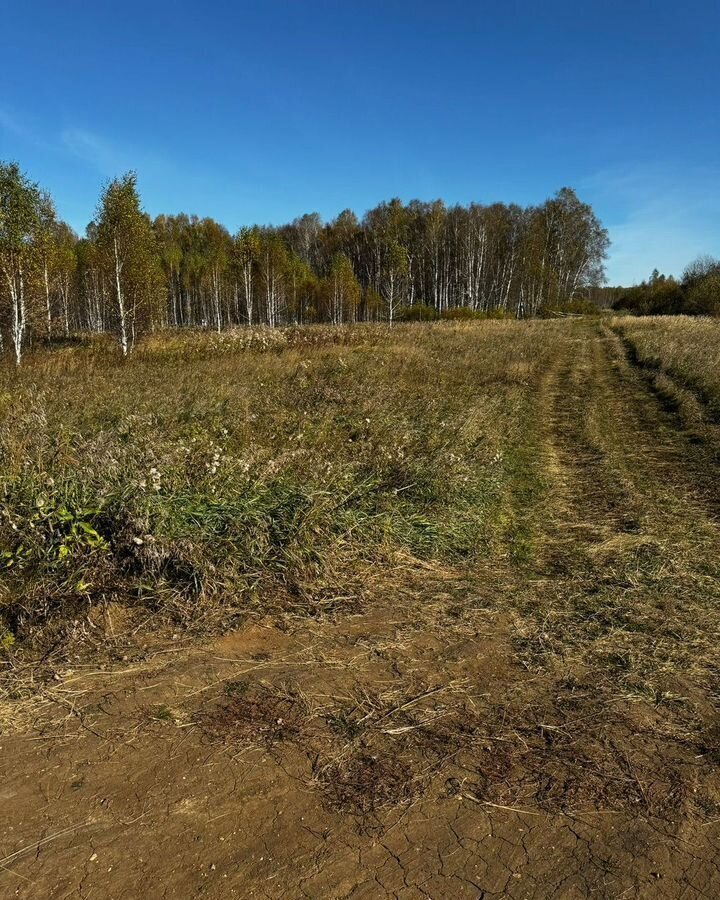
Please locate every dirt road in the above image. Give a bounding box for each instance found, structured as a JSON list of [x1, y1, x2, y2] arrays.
[[2, 323, 719, 898]]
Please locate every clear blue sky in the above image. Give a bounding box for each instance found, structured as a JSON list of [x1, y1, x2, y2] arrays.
[[2, 0, 718, 284]]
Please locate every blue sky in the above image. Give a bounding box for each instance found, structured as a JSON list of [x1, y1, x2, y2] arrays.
[[1, 0, 718, 284]]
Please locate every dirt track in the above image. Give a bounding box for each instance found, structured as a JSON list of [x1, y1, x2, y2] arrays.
[[2, 323, 720, 899]]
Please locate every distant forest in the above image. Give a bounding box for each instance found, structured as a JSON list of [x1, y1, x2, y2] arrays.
[[2, 160, 717, 364], [604, 260, 720, 318], [1, 161, 611, 361]]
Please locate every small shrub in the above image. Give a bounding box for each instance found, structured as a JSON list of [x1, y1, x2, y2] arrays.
[[440, 307, 514, 321], [394, 304, 438, 322]]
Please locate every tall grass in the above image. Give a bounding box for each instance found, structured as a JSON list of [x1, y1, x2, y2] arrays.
[[612, 315, 720, 417], [0, 322, 558, 644]]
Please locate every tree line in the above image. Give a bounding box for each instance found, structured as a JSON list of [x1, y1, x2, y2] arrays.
[[1, 160, 610, 362], [610, 259, 720, 317]]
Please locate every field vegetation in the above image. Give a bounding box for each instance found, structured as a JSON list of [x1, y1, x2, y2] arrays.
[[610, 258, 720, 317], [613, 315, 720, 418], [0, 321, 548, 651], [2, 316, 720, 897]]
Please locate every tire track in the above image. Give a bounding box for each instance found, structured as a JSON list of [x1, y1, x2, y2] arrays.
[[540, 321, 720, 560], [539, 327, 644, 572], [602, 324, 720, 519]]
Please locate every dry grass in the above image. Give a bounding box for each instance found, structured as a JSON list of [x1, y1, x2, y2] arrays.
[[4, 317, 720, 900], [0, 321, 556, 654], [3, 317, 720, 831], [611, 315, 720, 422]]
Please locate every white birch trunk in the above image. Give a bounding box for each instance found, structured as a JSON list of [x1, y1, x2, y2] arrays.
[[113, 236, 129, 356]]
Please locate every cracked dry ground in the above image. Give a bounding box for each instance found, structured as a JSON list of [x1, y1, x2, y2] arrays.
[[2, 323, 720, 899]]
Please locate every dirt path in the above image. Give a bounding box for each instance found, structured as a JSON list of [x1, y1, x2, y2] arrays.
[[2, 323, 720, 899]]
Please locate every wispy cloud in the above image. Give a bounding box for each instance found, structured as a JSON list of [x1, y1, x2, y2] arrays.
[[1, 105, 170, 181], [60, 124, 182, 186], [0, 109, 182, 233], [584, 164, 720, 284], [0, 106, 29, 139], [0, 106, 51, 155], [1, 108, 131, 176], [61, 127, 125, 175]]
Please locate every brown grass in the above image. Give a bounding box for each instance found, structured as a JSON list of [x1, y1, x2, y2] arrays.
[[3, 316, 720, 829], [611, 315, 720, 423]]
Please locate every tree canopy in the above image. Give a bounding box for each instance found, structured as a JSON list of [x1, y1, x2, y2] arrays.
[[0, 160, 638, 361], [611, 260, 720, 317]]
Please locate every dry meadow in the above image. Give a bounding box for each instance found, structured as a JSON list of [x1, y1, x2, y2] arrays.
[[1, 317, 720, 898]]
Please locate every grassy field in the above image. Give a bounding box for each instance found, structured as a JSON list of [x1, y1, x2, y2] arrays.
[[0, 322, 549, 645], [1, 318, 720, 899], [612, 315, 720, 436]]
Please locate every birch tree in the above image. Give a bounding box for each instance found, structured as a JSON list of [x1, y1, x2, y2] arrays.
[[36, 192, 59, 341], [233, 227, 261, 324], [258, 232, 287, 327], [201, 219, 231, 333], [94, 172, 163, 354], [328, 253, 360, 324], [0, 162, 42, 365], [381, 239, 408, 324], [16, 163, 608, 332]]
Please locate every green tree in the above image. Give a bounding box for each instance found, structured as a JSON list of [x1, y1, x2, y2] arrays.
[[687, 274, 720, 316], [94, 172, 163, 354], [36, 192, 59, 341], [233, 227, 261, 324], [0, 162, 43, 364], [286, 252, 315, 324], [52, 222, 78, 337], [328, 253, 360, 324], [258, 231, 288, 327], [154, 214, 184, 327], [201, 218, 231, 332]]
